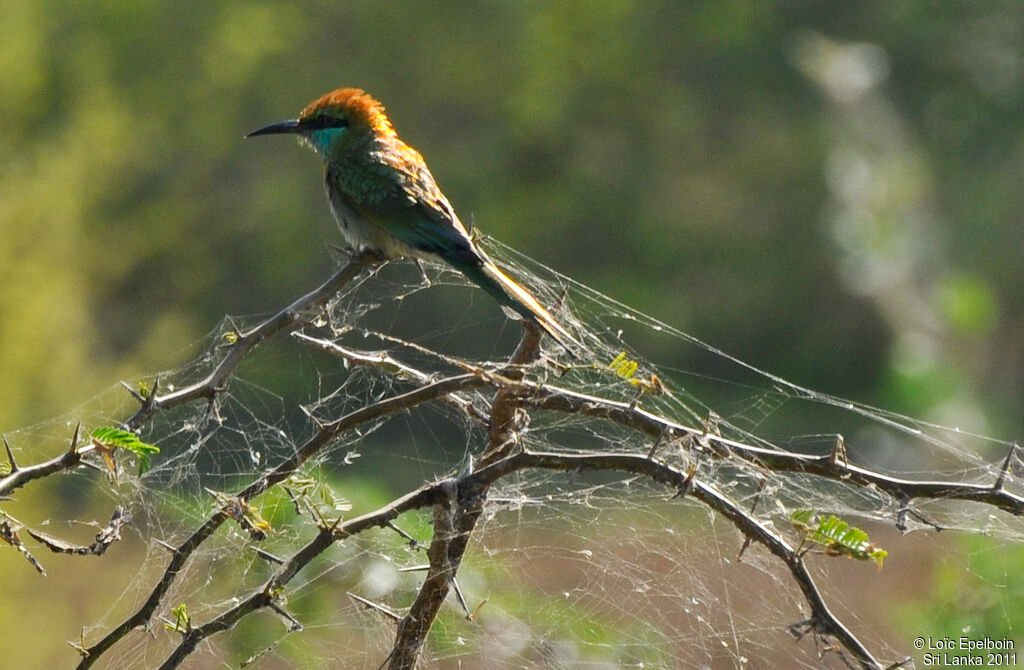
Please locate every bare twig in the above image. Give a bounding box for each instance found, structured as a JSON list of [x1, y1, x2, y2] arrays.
[[0, 423, 83, 497], [505, 450, 883, 669], [78, 372, 484, 669], [145, 445, 887, 670], [482, 322, 543, 466], [20, 267, 1011, 670], [517, 382, 1024, 516], [349, 592, 403, 622], [157, 481, 452, 669], [386, 520, 422, 550], [26, 506, 131, 556], [157, 339, 1018, 669], [294, 332, 489, 425], [388, 324, 542, 668], [0, 517, 47, 575], [297, 342, 1023, 517], [124, 252, 382, 430], [388, 481, 459, 669]]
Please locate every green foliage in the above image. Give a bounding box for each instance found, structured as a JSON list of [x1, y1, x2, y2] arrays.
[[164, 603, 190, 634], [899, 535, 1024, 643], [608, 351, 639, 380], [791, 510, 887, 567], [90, 426, 160, 476], [938, 274, 999, 337], [607, 351, 667, 395]]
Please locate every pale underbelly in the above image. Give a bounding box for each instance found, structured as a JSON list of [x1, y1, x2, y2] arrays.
[[329, 199, 423, 260]]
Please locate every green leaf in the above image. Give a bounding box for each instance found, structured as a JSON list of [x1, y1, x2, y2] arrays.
[[791, 510, 887, 567], [165, 603, 190, 633], [608, 351, 639, 380], [91, 426, 160, 475]]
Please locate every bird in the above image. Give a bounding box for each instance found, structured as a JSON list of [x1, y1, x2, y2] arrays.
[[247, 87, 579, 355]]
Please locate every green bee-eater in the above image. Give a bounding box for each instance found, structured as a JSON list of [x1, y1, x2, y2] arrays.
[[248, 88, 578, 353]]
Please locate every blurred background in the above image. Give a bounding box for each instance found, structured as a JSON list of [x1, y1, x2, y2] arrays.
[[1, 2, 1022, 667]]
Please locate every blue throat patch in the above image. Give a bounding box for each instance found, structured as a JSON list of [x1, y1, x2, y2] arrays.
[[308, 127, 347, 156]]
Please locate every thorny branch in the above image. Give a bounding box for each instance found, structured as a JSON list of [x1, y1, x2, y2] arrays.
[[77, 372, 485, 669], [388, 324, 544, 669], [2, 260, 1018, 669], [149, 325, 914, 670], [2, 254, 383, 591], [106, 330, 1017, 669], [150, 449, 886, 670], [0, 424, 85, 497], [123, 250, 382, 430], [301, 331, 1024, 517], [518, 386, 1024, 516]]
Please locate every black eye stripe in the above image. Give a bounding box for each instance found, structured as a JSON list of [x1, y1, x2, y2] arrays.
[[305, 114, 348, 130]]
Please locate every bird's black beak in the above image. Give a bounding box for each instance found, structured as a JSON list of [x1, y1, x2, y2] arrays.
[[246, 119, 302, 138]]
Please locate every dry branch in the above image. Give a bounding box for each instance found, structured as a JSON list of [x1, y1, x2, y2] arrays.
[[0, 424, 84, 497], [388, 324, 544, 668], [124, 251, 382, 430], [0, 261, 1010, 670], [78, 372, 484, 669]]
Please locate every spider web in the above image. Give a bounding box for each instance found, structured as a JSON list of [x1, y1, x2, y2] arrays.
[[3, 239, 1020, 669]]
